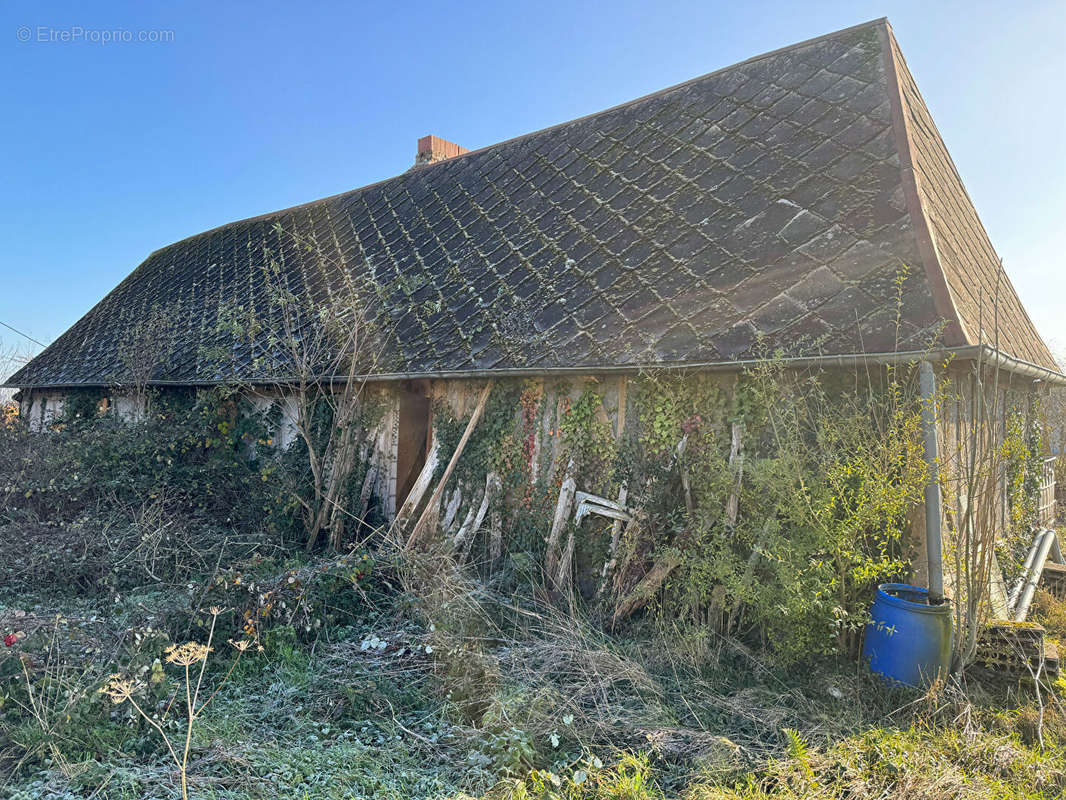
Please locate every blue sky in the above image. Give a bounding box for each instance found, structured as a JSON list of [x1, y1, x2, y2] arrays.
[[1, 0, 1064, 368]]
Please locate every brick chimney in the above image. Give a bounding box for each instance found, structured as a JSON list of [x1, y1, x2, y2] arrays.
[[415, 135, 469, 166]]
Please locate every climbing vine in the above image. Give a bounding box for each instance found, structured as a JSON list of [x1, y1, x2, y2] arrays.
[[620, 364, 928, 664], [559, 388, 615, 490], [412, 364, 937, 666], [433, 383, 523, 492]]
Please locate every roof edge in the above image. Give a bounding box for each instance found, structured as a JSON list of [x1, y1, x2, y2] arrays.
[[877, 21, 969, 347], [140, 18, 894, 258], [8, 345, 1063, 391]]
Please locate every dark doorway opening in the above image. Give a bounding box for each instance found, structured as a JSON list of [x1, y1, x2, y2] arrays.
[[396, 385, 431, 511]]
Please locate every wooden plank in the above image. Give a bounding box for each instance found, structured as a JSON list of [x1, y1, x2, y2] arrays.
[[406, 381, 493, 549], [545, 460, 577, 582], [441, 484, 462, 533], [489, 511, 503, 565], [455, 472, 500, 561], [615, 376, 627, 441], [393, 431, 440, 528], [725, 421, 744, 527]]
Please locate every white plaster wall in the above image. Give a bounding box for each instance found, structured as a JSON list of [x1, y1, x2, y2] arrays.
[[110, 394, 145, 422], [246, 390, 301, 450], [43, 394, 64, 427], [23, 391, 66, 431], [244, 386, 400, 517], [27, 393, 44, 431]]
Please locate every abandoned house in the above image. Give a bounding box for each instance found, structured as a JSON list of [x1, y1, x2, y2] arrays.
[[5, 18, 1063, 602]]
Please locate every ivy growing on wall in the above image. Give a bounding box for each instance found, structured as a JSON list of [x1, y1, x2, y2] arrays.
[[558, 388, 615, 490], [433, 383, 523, 492], [620, 364, 928, 664], [2, 387, 283, 533]]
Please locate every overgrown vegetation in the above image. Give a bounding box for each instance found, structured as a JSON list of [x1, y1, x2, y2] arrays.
[[1, 349, 1061, 798], [3, 551, 1064, 799], [617, 365, 927, 663], [0, 389, 289, 594]]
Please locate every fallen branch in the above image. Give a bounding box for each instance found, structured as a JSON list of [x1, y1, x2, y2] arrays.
[[612, 550, 682, 625]]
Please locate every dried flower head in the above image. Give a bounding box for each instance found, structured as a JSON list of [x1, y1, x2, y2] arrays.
[[208, 606, 223, 616], [164, 642, 212, 666], [99, 675, 136, 704], [228, 638, 251, 653]]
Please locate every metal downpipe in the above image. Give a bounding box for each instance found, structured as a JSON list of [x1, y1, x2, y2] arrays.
[[919, 360, 944, 603]]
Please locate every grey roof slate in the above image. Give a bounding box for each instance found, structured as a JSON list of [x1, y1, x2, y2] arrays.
[[7, 18, 1058, 388]]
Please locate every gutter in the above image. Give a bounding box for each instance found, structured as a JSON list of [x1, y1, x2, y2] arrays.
[[6, 344, 1065, 391]]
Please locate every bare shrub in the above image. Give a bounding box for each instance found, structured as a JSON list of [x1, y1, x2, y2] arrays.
[[116, 302, 178, 416], [207, 223, 400, 552]]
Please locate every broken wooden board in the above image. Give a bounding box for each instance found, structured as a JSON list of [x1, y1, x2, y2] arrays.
[[406, 381, 493, 549], [573, 490, 634, 525]]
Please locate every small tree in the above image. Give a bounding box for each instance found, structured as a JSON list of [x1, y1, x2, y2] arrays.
[[937, 269, 1045, 670], [116, 302, 177, 417], [241, 224, 396, 551]]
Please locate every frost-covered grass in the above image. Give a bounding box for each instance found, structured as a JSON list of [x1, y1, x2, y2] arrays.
[[0, 592, 481, 799], [2, 572, 1065, 799]]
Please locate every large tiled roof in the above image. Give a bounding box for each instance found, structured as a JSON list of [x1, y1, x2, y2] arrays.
[[7, 18, 1058, 389]]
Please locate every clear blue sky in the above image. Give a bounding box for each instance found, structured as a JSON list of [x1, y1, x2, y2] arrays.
[[1, 0, 1064, 365]]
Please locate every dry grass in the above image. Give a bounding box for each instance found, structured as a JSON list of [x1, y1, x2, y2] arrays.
[[1030, 589, 1066, 640], [3, 538, 1064, 799]]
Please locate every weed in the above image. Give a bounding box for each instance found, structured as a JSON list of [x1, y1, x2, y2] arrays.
[[100, 607, 255, 800]]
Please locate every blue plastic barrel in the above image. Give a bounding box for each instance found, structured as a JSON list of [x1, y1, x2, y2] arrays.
[[862, 583, 952, 687]]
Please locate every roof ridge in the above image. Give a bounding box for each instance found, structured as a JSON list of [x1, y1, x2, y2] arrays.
[[879, 22, 1059, 371], [877, 21, 968, 347], [144, 17, 893, 257], [883, 20, 1057, 368]]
